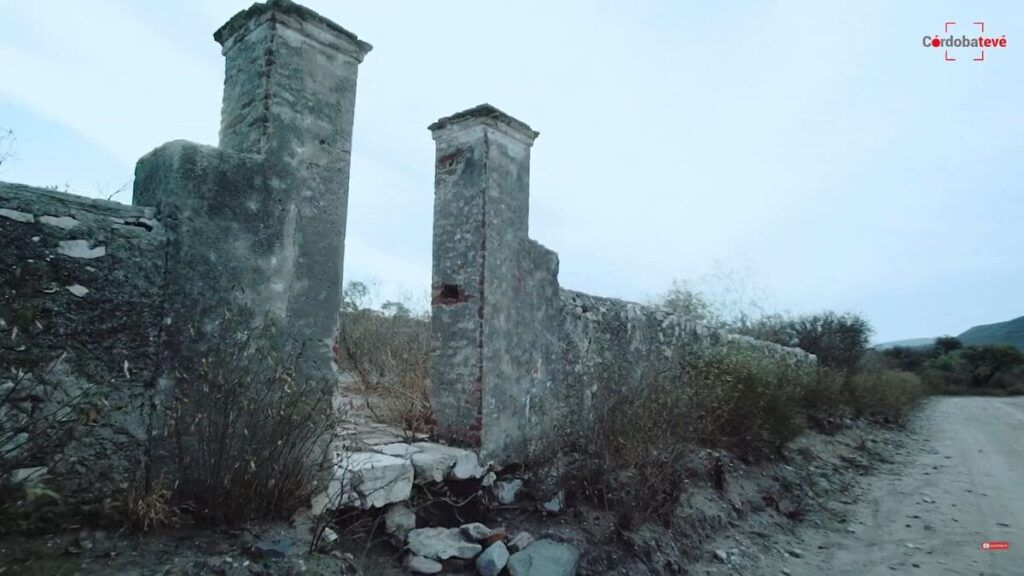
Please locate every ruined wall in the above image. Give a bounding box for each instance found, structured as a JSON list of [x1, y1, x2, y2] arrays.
[[0, 183, 167, 521], [428, 105, 817, 465], [0, 0, 371, 524]]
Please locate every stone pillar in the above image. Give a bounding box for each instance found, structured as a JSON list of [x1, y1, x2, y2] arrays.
[[213, 0, 371, 374], [428, 104, 543, 461]]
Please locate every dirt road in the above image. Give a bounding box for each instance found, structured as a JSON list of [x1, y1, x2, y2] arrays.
[[778, 397, 1024, 575]]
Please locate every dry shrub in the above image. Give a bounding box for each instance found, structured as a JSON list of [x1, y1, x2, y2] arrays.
[[682, 341, 808, 458], [570, 340, 812, 521], [123, 474, 175, 532], [170, 313, 341, 524], [336, 308, 431, 435], [800, 366, 852, 432], [845, 369, 924, 424]]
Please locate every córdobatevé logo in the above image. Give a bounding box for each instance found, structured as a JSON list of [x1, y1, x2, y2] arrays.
[[923, 21, 1006, 61]]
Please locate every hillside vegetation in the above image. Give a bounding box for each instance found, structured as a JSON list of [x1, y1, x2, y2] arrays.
[[958, 315, 1024, 349]]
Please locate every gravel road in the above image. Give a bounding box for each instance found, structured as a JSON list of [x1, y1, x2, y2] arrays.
[[781, 396, 1023, 575]]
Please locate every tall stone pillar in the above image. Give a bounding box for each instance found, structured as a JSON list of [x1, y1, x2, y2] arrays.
[[135, 0, 370, 377], [429, 105, 554, 463], [214, 0, 372, 373]]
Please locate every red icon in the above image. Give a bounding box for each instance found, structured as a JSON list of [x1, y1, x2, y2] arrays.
[[981, 541, 1010, 551]]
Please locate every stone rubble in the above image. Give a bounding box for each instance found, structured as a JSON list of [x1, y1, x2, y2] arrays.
[[406, 527, 482, 561], [476, 541, 510, 576], [507, 539, 580, 576]]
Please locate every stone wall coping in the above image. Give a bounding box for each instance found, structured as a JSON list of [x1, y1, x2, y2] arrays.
[[0, 181, 155, 220], [429, 104, 540, 145], [214, 0, 372, 61]]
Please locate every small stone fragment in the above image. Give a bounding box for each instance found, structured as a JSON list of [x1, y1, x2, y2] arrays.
[[541, 491, 564, 514], [482, 471, 497, 487], [66, 284, 89, 297], [0, 208, 34, 223], [494, 479, 523, 505], [57, 240, 106, 259], [476, 541, 510, 576], [508, 531, 536, 553], [406, 527, 482, 561], [405, 554, 443, 574], [39, 215, 79, 230], [385, 503, 416, 542], [460, 522, 492, 541]]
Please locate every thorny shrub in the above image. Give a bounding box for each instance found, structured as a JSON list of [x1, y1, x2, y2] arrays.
[[336, 307, 431, 437], [170, 312, 342, 525]]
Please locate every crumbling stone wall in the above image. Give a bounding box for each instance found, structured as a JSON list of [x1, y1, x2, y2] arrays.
[[0, 0, 370, 523], [0, 183, 167, 521], [428, 106, 817, 465]]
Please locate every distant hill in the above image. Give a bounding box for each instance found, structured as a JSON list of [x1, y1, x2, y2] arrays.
[[958, 316, 1024, 349], [873, 338, 935, 350]]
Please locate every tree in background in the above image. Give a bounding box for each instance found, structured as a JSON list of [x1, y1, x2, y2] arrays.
[[740, 312, 872, 372], [961, 345, 1024, 388], [933, 336, 963, 356]]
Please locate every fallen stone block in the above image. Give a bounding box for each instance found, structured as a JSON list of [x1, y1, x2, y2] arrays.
[[406, 527, 482, 561], [507, 539, 579, 576], [494, 479, 524, 505], [476, 541, 510, 576], [317, 452, 413, 511]]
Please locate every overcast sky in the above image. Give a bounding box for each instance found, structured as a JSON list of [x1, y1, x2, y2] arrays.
[[1, 1, 1021, 343]]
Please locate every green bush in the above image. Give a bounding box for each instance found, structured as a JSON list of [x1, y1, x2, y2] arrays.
[[738, 312, 872, 371], [845, 369, 924, 424]]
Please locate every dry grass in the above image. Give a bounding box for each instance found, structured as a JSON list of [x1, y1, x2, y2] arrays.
[[336, 309, 432, 437], [169, 313, 342, 524]]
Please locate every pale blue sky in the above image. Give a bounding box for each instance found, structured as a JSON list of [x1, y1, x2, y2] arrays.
[[1, 1, 1021, 343]]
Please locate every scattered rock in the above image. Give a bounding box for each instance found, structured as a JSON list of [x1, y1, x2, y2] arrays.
[[320, 452, 414, 510], [507, 539, 579, 576], [541, 491, 565, 514], [494, 479, 523, 505], [508, 531, 536, 553], [713, 549, 729, 564], [66, 284, 90, 297], [8, 466, 47, 484], [39, 215, 80, 229], [405, 554, 443, 574], [57, 239, 106, 259], [482, 471, 497, 487], [316, 527, 338, 552], [406, 527, 482, 561], [0, 208, 34, 223], [476, 541, 510, 576], [385, 503, 416, 542], [786, 548, 803, 558], [460, 522, 492, 542]]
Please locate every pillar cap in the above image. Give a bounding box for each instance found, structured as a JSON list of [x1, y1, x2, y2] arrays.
[[429, 104, 539, 145], [214, 0, 372, 62]]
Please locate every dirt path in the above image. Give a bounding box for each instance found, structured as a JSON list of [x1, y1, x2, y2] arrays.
[[775, 397, 1024, 576]]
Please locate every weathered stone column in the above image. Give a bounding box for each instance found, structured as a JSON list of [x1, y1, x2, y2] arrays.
[[214, 0, 371, 373], [135, 0, 371, 377], [429, 105, 559, 463]]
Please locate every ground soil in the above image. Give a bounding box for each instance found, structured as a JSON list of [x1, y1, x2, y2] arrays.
[[3, 397, 1018, 575]]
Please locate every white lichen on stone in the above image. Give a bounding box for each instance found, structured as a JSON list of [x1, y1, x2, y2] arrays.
[[39, 215, 80, 230], [0, 208, 35, 223], [57, 239, 107, 259]]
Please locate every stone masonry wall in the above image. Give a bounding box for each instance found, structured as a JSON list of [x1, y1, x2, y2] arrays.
[[428, 105, 817, 466], [0, 183, 167, 521], [0, 0, 370, 524]]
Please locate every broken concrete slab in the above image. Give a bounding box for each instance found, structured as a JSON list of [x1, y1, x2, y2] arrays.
[[319, 452, 413, 510], [406, 527, 482, 561]]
